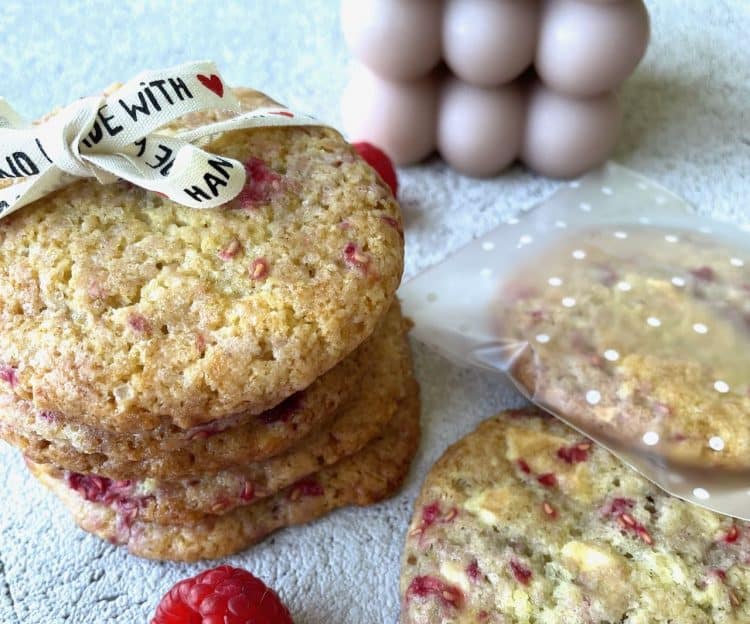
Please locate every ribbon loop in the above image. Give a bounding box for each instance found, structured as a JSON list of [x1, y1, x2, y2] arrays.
[[0, 61, 325, 217]]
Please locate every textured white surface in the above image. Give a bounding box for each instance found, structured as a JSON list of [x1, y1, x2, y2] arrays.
[[0, 1, 748, 622]]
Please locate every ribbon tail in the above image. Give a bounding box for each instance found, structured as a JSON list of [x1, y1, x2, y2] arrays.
[[0, 167, 77, 218], [85, 137, 247, 209]]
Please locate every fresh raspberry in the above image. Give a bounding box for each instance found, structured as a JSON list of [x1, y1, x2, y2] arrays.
[[66, 472, 133, 506], [724, 525, 741, 543], [287, 476, 324, 501], [466, 560, 482, 583], [240, 481, 255, 502], [602, 497, 635, 517], [151, 566, 292, 624], [352, 142, 398, 197], [405, 576, 463, 609], [516, 459, 531, 474], [421, 501, 442, 527], [410, 501, 459, 539]]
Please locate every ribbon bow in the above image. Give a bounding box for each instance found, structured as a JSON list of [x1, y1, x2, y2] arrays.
[[0, 61, 322, 218]]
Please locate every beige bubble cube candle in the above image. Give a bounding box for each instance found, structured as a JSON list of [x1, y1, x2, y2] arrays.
[[341, 0, 649, 178]]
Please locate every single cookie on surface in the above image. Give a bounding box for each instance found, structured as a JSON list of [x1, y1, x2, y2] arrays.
[[400, 408, 749, 624], [30, 384, 420, 562], [27, 305, 415, 524], [3, 301, 408, 480], [497, 226, 750, 470], [0, 87, 403, 432]]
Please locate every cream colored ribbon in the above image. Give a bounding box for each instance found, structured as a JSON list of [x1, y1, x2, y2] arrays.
[[0, 61, 323, 217]]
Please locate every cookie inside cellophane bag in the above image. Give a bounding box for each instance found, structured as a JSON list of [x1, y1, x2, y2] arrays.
[[400, 163, 750, 519]]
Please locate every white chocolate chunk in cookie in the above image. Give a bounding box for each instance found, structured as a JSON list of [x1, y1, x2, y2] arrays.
[[439, 561, 471, 595], [561, 540, 625, 576], [464, 486, 535, 527]]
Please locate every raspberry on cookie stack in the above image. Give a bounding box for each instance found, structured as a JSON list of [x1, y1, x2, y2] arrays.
[[0, 88, 419, 562]]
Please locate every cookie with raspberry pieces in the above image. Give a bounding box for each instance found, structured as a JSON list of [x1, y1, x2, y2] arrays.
[[29, 382, 420, 562], [498, 226, 750, 470], [0, 87, 403, 432], [27, 303, 414, 524], [400, 408, 750, 623], [3, 301, 408, 480]]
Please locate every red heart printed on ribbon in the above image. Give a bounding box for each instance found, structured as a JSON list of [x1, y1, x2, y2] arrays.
[[196, 74, 224, 98]]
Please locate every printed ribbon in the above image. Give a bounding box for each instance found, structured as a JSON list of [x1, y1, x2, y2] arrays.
[[0, 61, 323, 217]]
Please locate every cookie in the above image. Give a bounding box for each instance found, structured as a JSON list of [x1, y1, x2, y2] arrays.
[[498, 225, 750, 469], [2, 302, 408, 479], [28, 324, 415, 525], [400, 408, 749, 624], [29, 386, 420, 562], [0, 87, 403, 432]]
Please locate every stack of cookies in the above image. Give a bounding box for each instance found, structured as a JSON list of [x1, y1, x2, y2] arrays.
[[0, 88, 419, 562]]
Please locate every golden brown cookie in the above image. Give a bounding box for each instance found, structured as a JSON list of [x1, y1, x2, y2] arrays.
[[30, 386, 420, 562], [3, 302, 408, 479], [0, 88, 403, 432], [498, 226, 750, 469], [400, 408, 750, 624], [28, 335, 415, 525]]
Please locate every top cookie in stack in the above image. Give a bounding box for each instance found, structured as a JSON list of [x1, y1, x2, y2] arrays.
[[0, 87, 416, 560], [0, 87, 402, 431]]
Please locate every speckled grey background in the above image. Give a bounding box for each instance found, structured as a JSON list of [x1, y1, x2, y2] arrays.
[[1, 1, 749, 622]]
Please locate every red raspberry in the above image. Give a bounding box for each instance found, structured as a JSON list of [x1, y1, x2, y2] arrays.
[[352, 142, 398, 197], [151, 566, 293, 624]]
